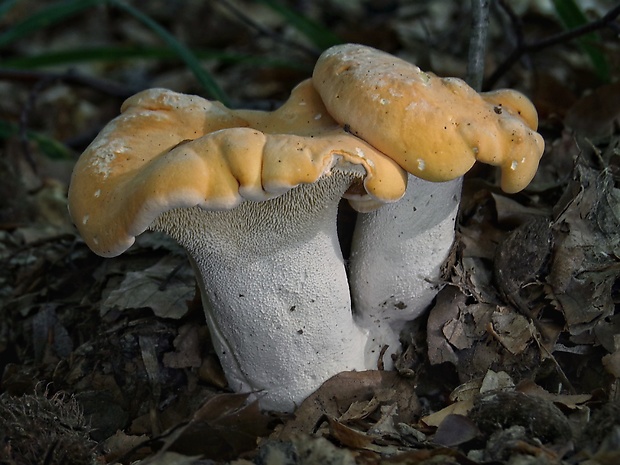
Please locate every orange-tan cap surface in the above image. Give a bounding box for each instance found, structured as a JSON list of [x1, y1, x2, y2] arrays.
[[68, 82, 406, 257], [312, 44, 545, 193]]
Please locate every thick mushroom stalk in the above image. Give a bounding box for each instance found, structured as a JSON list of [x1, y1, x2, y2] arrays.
[[67, 81, 407, 411], [313, 44, 545, 361], [350, 175, 462, 367], [152, 170, 369, 411]]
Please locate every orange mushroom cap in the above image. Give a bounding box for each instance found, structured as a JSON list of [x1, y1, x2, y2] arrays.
[[312, 44, 545, 193], [68, 80, 407, 257]]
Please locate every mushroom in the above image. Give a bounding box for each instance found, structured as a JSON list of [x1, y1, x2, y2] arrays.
[[68, 79, 407, 411], [68, 44, 545, 410], [312, 44, 545, 364]]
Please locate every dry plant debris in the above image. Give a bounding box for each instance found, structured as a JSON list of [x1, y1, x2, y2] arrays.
[[0, 388, 98, 465], [1, 1, 620, 464]]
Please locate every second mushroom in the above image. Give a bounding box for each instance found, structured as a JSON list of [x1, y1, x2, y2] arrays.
[[68, 44, 545, 411]]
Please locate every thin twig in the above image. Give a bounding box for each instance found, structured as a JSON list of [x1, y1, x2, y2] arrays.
[[496, 0, 525, 49], [214, 0, 320, 59], [467, 0, 491, 91], [0, 68, 137, 98], [486, 3, 620, 89], [19, 74, 59, 175]]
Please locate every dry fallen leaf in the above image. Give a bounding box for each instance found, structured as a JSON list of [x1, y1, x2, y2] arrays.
[[478, 370, 515, 394], [421, 399, 474, 428], [31, 304, 73, 362], [327, 416, 375, 449], [255, 435, 357, 465], [151, 393, 271, 461], [516, 379, 592, 409], [493, 215, 552, 318], [162, 324, 202, 369], [426, 287, 462, 366], [548, 159, 620, 335], [425, 371, 514, 431], [102, 255, 195, 319], [602, 350, 620, 378], [488, 308, 536, 355], [274, 371, 419, 442], [433, 413, 480, 447], [564, 81, 620, 141], [103, 430, 150, 464]]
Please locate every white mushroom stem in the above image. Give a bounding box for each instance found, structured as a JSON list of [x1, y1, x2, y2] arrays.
[[349, 174, 462, 368], [150, 170, 370, 412]]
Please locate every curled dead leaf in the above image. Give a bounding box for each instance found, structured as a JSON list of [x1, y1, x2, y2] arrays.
[[274, 371, 419, 442]]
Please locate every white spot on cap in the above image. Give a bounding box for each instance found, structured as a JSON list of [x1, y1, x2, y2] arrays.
[[88, 137, 129, 179], [94, 189, 101, 198], [82, 215, 89, 225], [417, 158, 425, 171], [380, 98, 389, 105], [511, 160, 518, 170], [419, 71, 431, 84], [314, 113, 322, 120], [164, 94, 182, 107], [355, 148, 375, 168]]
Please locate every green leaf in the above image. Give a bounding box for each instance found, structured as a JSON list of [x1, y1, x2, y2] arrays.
[[257, 0, 341, 51], [107, 0, 230, 104], [0, 120, 72, 160], [551, 0, 609, 81], [0, 0, 231, 103], [3, 45, 310, 72], [0, 0, 102, 48]]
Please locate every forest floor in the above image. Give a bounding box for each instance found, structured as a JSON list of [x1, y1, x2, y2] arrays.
[[1, 1, 620, 464]]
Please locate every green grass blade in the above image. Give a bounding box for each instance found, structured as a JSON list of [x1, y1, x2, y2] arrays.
[[2, 45, 310, 72], [257, 0, 341, 50], [551, 0, 609, 81], [107, 0, 229, 104], [0, 0, 102, 48], [0, 120, 72, 160]]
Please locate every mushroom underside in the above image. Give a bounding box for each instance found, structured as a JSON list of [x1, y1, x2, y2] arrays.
[[148, 169, 462, 410], [150, 169, 374, 411]]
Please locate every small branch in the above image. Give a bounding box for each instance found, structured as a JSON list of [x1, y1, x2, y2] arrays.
[[486, 3, 620, 89], [497, 0, 525, 49], [0, 68, 137, 98], [467, 0, 491, 91], [214, 0, 320, 59], [20, 75, 57, 175]]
